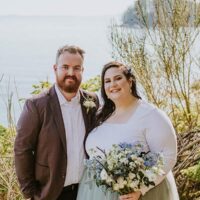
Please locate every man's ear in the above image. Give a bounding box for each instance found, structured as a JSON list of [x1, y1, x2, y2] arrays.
[[53, 64, 57, 72], [82, 66, 84, 72]]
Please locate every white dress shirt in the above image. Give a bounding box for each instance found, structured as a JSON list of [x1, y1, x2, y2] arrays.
[[55, 84, 85, 186]]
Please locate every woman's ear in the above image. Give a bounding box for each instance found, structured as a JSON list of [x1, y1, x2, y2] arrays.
[[129, 78, 133, 87]]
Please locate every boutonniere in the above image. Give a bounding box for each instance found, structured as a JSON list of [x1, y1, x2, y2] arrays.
[[83, 97, 96, 113]]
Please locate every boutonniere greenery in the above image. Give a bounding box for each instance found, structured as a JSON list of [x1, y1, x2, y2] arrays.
[[83, 97, 96, 113]]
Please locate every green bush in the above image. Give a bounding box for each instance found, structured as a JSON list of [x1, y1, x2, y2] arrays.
[[0, 125, 23, 199], [182, 162, 200, 182]]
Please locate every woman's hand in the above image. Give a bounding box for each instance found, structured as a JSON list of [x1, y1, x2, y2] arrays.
[[119, 191, 141, 200]]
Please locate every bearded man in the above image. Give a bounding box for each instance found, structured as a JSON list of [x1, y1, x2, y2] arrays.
[[14, 45, 99, 200]]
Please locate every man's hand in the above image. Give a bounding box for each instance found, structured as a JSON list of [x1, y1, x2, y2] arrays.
[[119, 191, 141, 200]]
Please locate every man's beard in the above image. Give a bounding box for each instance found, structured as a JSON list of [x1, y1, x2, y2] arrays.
[[57, 75, 81, 93]]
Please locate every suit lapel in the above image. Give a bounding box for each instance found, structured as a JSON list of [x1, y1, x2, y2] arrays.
[[48, 87, 92, 156], [80, 90, 89, 133], [49, 85, 67, 156]]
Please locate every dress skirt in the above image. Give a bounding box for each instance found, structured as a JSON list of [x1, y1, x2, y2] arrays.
[[76, 169, 179, 200]]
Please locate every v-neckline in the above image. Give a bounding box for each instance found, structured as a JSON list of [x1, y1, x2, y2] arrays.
[[104, 99, 142, 125]]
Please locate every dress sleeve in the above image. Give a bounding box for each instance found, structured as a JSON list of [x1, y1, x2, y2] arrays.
[[140, 108, 177, 195]]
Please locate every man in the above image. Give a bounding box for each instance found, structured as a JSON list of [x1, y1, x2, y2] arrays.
[[14, 45, 99, 200]]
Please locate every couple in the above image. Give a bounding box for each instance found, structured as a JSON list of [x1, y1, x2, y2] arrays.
[[14, 45, 179, 200]]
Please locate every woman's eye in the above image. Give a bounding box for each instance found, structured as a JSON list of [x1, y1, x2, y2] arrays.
[[116, 76, 122, 80], [105, 80, 110, 83]]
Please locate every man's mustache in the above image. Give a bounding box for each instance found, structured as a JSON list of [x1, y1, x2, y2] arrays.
[[64, 76, 77, 81]]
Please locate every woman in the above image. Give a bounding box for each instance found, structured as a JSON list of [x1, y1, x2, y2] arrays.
[[77, 61, 179, 200]]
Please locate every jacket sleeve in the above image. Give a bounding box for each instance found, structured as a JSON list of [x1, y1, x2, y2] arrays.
[[14, 99, 41, 198]]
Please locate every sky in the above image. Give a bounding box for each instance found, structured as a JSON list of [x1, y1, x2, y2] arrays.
[[0, 0, 134, 16]]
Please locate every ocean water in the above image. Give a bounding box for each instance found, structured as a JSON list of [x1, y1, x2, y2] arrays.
[[1, 16, 199, 127], [0, 15, 115, 126]]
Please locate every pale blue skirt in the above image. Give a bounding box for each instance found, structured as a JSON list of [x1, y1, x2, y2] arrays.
[[76, 169, 179, 200]]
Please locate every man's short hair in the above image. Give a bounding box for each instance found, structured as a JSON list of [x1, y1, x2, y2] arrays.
[[55, 45, 85, 63]]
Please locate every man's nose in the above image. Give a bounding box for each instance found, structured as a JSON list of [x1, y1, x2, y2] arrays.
[[67, 67, 74, 75]]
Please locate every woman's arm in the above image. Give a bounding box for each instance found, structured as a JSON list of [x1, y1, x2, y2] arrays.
[[141, 108, 177, 195]]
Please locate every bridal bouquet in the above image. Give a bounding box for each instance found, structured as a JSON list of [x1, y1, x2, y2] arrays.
[[85, 142, 164, 195]]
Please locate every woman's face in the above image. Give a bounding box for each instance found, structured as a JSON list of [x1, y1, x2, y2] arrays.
[[104, 67, 132, 102]]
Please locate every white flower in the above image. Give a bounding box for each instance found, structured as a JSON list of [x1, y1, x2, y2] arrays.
[[113, 183, 120, 191], [106, 175, 113, 184], [120, 158, 129, 164], [107, 163, 114, 171], [136, 157, 144, 163], [131, 155, 137, 160], [128, 172, 135, 180], [88, 148, 97, 157], [117, 177, 124, 184], [129, 180, 139, 189], [129, 161, 136, 167], [145, 170, 157, 182], [83, 98, 96, 112], [100, 169, 108, 180], [152, 166, 165, 176], [117, 177, 127, 189]]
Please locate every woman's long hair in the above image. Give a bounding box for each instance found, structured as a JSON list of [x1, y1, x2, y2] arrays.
[[95, 61, 141, 127]]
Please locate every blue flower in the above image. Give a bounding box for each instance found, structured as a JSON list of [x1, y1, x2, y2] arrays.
[[119, 142, 133, 149]]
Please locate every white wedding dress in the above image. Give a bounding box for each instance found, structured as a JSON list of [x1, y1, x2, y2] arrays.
[[77, 100, 179, 200]]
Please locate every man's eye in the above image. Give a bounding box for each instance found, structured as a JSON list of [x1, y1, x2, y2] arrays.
[[63, 66, 68, 70], [74, 67, 81, 71]]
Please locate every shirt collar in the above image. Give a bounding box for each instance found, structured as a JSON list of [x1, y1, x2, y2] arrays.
[[55, 84, 80, 106]]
